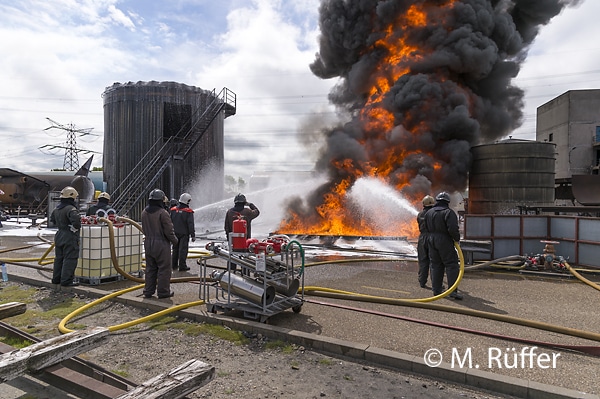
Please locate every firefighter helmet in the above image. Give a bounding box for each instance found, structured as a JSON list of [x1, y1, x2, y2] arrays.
[[435, 192, 451, 203], [149, 189, 165, 201], [234, 193, 247, 204], [98, 192, 111, 201], [60, 186, 79, 199], [422, 195, 435, 206], [179, 193, 192, 205]]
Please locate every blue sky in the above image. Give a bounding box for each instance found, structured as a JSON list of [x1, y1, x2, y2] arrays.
[[1, 0, 599, 183]]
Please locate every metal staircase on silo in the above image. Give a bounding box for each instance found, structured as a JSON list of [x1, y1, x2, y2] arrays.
[[110, 87, 236, 218]]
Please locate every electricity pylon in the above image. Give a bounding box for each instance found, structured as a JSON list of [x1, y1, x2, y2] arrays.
[[40, 117, 96, 171]]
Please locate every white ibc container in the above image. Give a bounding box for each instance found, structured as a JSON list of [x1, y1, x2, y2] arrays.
[[76, 223, 143, 284]]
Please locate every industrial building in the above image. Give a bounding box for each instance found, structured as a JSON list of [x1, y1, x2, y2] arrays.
[[464, 89, 600, 268], [101, 81, 235, 220], [535, 89, 600, 206]]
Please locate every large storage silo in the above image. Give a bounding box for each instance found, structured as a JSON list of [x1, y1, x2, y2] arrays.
[[468, 139, 556, 214], [102, 81, 232, 217]]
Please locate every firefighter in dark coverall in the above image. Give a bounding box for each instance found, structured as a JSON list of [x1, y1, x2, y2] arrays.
[[224, 193, 260, 240], [50, 186, 81, 287], [224, 193, 260, 272], [170, 192, 195, 271], [86, 192, 112, 216], [425, 192, 463, 300], [417, 195, 435, 289], [142, 189, 178, 299]]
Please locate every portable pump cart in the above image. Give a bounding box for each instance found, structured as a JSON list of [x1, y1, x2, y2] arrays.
[[200, 235, 305, 323]]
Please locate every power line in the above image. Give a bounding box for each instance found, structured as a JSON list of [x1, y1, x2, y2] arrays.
[[40, 118, 98, 171]]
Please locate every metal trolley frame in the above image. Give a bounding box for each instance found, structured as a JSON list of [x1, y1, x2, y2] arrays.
[[199, 240, 305, 323]]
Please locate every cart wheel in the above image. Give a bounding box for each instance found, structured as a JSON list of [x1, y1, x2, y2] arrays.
[[292, 305, 302, 313]]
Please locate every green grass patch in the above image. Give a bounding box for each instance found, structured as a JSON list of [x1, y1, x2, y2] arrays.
[[217, 370, 230, 377], [4, 295, 87, 330], [147, 316, 178, 330], [147, 318, 249, 344], [265, 339, 294, 353], [112, 367, 130, 378], [0, 285, 39, 304], [0, 335, 33, 349]]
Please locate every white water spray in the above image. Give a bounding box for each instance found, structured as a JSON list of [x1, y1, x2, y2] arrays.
[[347, 177, 418, 236]]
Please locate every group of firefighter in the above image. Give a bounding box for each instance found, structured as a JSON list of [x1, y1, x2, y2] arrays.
[[416, 192, 463, 300], [51, 184, 461, 300], [50, 186, 259, 300]]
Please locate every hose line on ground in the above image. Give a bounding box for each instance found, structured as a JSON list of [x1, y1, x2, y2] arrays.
[[7, 222, 597, 349], [58, 283, 205, 334], [305, 241, 464, 303]]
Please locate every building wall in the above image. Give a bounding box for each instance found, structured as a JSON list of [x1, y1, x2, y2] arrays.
[[536, 90, 600, 180]]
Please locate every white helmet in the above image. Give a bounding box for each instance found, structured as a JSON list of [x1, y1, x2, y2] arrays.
[[60, 186, 79, 199], [98, 192, 111, 201], [179, 193, 192, 205]]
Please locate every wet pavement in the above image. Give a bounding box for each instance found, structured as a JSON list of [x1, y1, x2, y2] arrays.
[[1, 220, 600, 398]]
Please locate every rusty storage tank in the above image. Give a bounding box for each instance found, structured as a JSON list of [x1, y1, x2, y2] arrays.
[[468, 139, 556, 214], [102, 81, 231, 217]]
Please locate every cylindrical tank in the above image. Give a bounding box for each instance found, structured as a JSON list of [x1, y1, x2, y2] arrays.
[[213, 271, 276, 306], [468, 139, 556, 214], [102, 81, 225, 219]]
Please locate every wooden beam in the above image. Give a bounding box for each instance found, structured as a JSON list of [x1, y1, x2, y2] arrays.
[[0, 326, 109, 382], [115, 359, 214, 399], [0, 302, 26, 320]]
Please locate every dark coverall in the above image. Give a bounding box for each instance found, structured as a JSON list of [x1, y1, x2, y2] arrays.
[[417, 205, 433, 287], [142, 202, 178, 298], [224, 203, 260, 240], [170, 203, 195, 271], [86, 198, 111, 216], [425, 201, 460, 295], [224, 202, 260, 272], [50, 198, 81, 286]]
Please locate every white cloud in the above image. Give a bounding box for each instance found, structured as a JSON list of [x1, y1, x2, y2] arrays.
[[512, 1, 600, 139], [1, 0, 599, 188]]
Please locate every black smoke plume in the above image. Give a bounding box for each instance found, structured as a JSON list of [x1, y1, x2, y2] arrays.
[[280, 0, 581, 232]]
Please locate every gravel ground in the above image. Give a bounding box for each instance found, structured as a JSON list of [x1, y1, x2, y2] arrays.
[[0, 282, 512, 399], [3, 224, 600, 398]]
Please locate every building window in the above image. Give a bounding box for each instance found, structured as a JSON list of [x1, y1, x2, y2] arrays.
[[548, 133, 553, 142]]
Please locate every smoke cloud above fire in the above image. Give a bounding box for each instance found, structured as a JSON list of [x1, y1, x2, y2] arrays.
[[278, 0, 581, 236]]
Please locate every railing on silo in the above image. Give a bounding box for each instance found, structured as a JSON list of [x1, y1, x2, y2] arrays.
[[110, 87, 236, 219]]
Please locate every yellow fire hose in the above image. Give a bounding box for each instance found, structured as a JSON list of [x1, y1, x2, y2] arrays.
[[46, 232, 600, 344], [3, 219, 600, 348]]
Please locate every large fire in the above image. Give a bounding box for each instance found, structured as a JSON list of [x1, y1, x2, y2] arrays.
[[277, 0, 577, 238], [278, 2, 456, 239]]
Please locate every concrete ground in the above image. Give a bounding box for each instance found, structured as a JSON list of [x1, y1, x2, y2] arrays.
[[1, 221, 600, 399]]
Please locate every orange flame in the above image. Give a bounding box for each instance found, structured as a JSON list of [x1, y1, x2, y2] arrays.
[[279, 1, 457, 239]]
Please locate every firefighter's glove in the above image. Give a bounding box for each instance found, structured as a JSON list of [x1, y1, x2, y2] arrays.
[[247, 202, 257, 210], [69, 225, 79, 233], [191, 236, 196, 242]]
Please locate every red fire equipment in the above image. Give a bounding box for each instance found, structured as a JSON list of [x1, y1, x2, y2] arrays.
[[231, 215, 247, 251]]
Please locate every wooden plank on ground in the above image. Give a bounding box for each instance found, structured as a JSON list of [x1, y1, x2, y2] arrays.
[[0, 302, 26, 320], [0, 326, 109, 382], [115, 359, 214, 399]]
